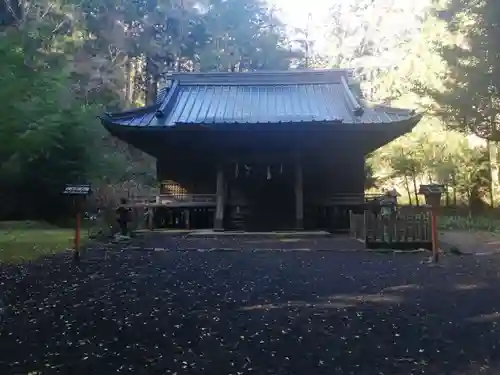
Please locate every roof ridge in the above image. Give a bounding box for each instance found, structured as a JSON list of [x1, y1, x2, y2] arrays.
[[167, 68, 352, 75], [166, 69, 353, 85]]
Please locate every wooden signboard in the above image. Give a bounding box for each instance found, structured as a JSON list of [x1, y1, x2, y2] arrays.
[[62, 184, 92, 263]]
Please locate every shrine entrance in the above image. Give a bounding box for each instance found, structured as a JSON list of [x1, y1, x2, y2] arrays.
[[228, 161, 297, 231], [246, 176, 295, 231]]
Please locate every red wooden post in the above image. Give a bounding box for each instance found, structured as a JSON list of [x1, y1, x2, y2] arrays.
[[63, 184, 91, 264], [418, 184, 444, 263]]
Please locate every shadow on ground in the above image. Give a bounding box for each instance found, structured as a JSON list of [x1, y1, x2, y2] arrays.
[[1, 235, 500, 374]]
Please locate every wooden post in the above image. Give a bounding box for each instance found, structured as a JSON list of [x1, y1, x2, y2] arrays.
[[363, 212, 367, 242], [418, 185, 444, 263], [294, 158, 304, 230], [73, 198, 81, 263], [431, 209, 439, 262], [349, 210, 353, 237], [63, 185, 91, 263], [148, 207, 154, 230], [184, 209, 190, 229], [214, 165, 225, 230]]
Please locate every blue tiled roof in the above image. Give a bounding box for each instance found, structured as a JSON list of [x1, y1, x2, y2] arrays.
[[102, 69, 419, 128], [163, 84, 346, 125]]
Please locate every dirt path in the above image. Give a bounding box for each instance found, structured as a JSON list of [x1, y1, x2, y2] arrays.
[[441, 230, 500, 254]]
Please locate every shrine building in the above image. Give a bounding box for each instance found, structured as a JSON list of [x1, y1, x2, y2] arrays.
[[100, 69, 421, 231]]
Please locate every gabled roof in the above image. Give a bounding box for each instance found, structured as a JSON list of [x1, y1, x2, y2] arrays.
[[101, 69, 421, 128]]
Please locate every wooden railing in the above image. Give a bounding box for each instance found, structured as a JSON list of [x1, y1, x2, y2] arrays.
[[350, 212, 366, 240], [316, 193, 385, 205], [125, 193, 216, 207], [126, 193, 385, 207], [350, 207, 432, 249]]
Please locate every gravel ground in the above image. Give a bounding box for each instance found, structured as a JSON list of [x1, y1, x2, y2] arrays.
[[2, 236, 500, 375], [440, 230, 500, 254]]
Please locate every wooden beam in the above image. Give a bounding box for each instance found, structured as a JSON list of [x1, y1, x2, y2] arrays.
[[295, 157, 304, 229], [184, 209, 190, 229], [214, 165, 225, 230]]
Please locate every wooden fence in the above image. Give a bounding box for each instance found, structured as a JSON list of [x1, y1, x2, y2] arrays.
[[125, 194, 217, 207], [350, 206, 432, 250]]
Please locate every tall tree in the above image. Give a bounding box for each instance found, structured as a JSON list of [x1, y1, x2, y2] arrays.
[[0, 0, 304, 220], [429, 0, 500, 205], [323, 0, 433, 101]]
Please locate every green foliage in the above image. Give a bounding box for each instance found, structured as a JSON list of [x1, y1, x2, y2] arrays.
[[452, 146, 490, 200], [197, 0, 300, 72], [364, 160, 378, 190], [431, 0, 500, 141], [0, 25, 101, 219], [371, 125, 490, 207], [438, 216, 500, 232], [323, 0, 500, 209], [0, 0, 303, 222], [6, 0, 500, 227]]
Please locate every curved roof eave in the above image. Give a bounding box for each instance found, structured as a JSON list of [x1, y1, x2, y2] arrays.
[[360, 113, 423, 153], [99, 70, 423, 129]]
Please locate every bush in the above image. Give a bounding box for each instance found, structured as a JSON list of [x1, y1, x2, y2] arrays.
[[438, 215, 500, 232]]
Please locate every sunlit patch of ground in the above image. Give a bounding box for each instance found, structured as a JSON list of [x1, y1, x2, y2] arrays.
[[383, 283, 422, 292], [454, 283, 487, 291], [441, 230, 500, 254], [240, 293, 404, 311], [467, 312, 500, 323], [0, 222, 83, 263]]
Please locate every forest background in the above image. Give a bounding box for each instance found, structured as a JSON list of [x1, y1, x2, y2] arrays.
[[1, 0, 497, 224]]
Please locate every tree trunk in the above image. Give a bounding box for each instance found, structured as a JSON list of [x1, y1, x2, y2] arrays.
[[412, 175, 420, 206], [132, 58, 142, 105], [467, 190, 473, 217], [451, 173, 457, 206], [488, 89, 499, 207], [176, 0, 184, 73], [176, 56, 181, 72], [145, 57, 157, 106], [488, 140, 499, 207], [403, 176, 412, 205], [124, 58, 133, 105]]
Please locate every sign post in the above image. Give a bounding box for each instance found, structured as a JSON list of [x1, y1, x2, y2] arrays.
[[63, 184, 91, 263], [418, 184, 445, 263]]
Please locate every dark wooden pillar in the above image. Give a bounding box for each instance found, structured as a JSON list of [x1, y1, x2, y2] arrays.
[[184, 209, 190, 229], [214, 165, 225, 230], [295, 158, 304, 230]]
